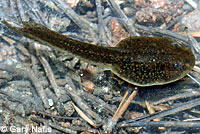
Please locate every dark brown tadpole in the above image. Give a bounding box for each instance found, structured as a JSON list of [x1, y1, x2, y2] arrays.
[[2, 21, 195, 87]]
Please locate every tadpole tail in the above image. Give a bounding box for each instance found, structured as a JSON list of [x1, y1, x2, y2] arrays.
[[2, 20, 65, 46], [2, 20, 119, 67]]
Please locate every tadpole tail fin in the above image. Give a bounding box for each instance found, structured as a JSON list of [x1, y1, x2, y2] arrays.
[[2, 20, 118, 67], [2, 20, 64, 46]]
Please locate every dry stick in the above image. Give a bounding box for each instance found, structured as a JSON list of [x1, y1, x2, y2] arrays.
[[145, 101, 165, 130], [145, 100, 161, 122], [72, 103, 97, 127], [38, 111, 78, 120], [106, 0, 138, 36], [112, 89, 129, 120], [12, 115, 33, 128], [195, 61, 200, 65], [67, 126, 98, 133], [20, 0, 40, 23], [0, 91, 23, 103], [32, 0, 50, 25], [135, 24, 188, 43], [9, 0, 19, 18], [110, 95, 144, 106], [187, 74, 200, 86], [184, 0, 198, 9], [51, 0, 97, 32], [38, 55, 62, 98], [118, 121, 200, 128], [153, 91, 200, 105], [24, 0, 48, 25], [112, 88, 138, 121], [80, 90, 116, 114], [31, 117, 77, 134], [193, 65, 200, 72], [16, 0, 28, 21], [187, 32, 200, 53], [96, 0, 107, 46], [28, 43, 42, 77], [118, 97, 200, 126], [66, 86, 102, 123], [164, 14, 186, 30], [104, 88, 138, 133], [0, 63, 50, 108]]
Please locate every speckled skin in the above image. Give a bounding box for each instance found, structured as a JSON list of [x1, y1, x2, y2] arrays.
[[2, 21, 195, 87]]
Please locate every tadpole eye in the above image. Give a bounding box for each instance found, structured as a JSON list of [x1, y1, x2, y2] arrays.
[[174, 62, 182, 69]]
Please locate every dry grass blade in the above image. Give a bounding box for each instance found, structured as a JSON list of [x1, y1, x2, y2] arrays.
[[72, 103, 97, 127]]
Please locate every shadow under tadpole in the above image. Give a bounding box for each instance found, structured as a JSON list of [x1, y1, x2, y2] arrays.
[[137, 77, 197, 102], [110, 72, 197, 103]]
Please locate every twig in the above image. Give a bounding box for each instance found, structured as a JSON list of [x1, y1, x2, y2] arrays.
[[0, 91, 23, 103], [184, 0, 197, 9], [38, 55, 62, 98], [187, 32, 200, 53], [162, 14, 185, 30], [118, 97, 200, 126], [66, 126, 99, 133], [80, 90, 116, 114], [31, 117, 77, 134], [23, 0, 48, 25], [38, 111, 78, 120], [145, 100, 162, 127], [51, 0, 97, 32], [112, 89, 129, 120], [193, 65, 200, 73], [16, 0, 28, 21], [118, 121, 200, 128], [187, 74, 200, 86], [0, 62, 50, 108], [96, 0, 107, 46], [72, 103, 96, 127], [106, 0, 138, 36], [135, 23, 189, 42], [66, 85, 102, 123], [112, 88, 138, 121], [104, 87, 138, 133], [153, 91, 200, 105]]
